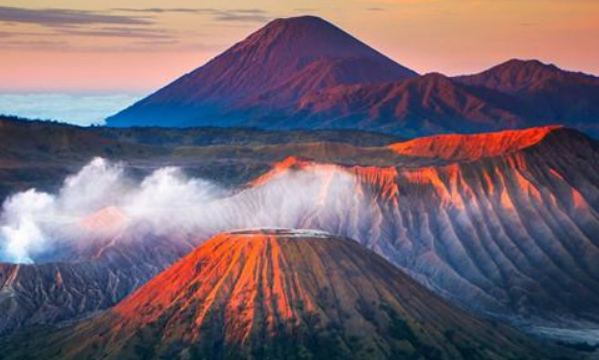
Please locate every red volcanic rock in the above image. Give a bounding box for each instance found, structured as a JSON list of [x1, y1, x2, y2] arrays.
[[239, 127, 599, 331], [388, 125, 561, 161], [11, 230, 542, 360]]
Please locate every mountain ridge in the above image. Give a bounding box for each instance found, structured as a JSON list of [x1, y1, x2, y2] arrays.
[[105, 16, 599, 137], [388, 125, 563, 161], [455, 58, 599, 93], [0, 123, 597, 344]]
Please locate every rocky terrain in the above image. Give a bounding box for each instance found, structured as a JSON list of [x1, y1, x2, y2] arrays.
[[1, 230, 545, 360], [0, 124, 597, 353]]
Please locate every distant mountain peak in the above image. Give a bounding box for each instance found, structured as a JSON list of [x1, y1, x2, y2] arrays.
[[106, 16, 417, 127], [234, 15, 392, 60], [259, 15, 341, 36], [497, 58, 560, 70], [456, 58, 597, 93], [484, 58, 564, 80]]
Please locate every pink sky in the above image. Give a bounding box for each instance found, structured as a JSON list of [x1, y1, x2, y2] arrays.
[[0, 0, 598, 93]]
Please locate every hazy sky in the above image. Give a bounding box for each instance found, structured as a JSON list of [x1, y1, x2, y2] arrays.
[[0, 0, 598, 94]]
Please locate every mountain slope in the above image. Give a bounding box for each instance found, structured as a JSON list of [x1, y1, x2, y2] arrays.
[[107, 16, 416, 127], [3, 230, 543, 360], [105, 19, 599, 137], [291, 73, 527, 135], [225, 126, 599, 331], [1, 125, 597, 343], [455, 59, 599, 136], [0, 229, 194, 337], [289, 62, 599, 136]]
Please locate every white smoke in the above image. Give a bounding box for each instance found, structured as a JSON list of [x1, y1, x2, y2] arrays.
[[0, 157, 362, 263], [0, 190, 55, 263]]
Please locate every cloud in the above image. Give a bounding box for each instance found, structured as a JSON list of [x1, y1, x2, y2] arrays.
[[0, 6, 152, 28], [0, 93, 142, 125], [0, 30, 50, 38], [293, 8, 321, 13], [214, 13, 270, 23], [0, 6, 270, 53], [111, 7, 216, 14], [58, 26, 173, 39], [0, 39, 69, 49], [0, 158, 364, 264], [112, 7, 270, 23]]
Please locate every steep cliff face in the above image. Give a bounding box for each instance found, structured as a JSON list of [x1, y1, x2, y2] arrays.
[[3, 230, 542, 360], [385, 127, 599, 323]]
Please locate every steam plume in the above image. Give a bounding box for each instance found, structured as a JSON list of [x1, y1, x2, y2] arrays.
[[0, 157, 361, 263]]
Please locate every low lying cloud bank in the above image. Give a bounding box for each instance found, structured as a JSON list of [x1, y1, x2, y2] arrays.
[[0, 93, 141, 125], [0, 157, 362, 263]]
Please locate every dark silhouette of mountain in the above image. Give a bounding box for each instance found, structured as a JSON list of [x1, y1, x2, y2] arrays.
[[106, 16, 417, 127], [2, 230, 544, 360]]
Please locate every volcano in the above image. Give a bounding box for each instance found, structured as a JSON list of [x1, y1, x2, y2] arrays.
[[106, 16, 416, 127], [1, 121, 598, 346], [105, 16, 599, 137], [5, 229, 543, 360]]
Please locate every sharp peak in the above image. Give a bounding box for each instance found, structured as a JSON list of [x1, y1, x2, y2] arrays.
[[256, 15, 342, 35], [236, 14, 399, 61], [266, 15, 332, 27], [257, 15, 364, 40]]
